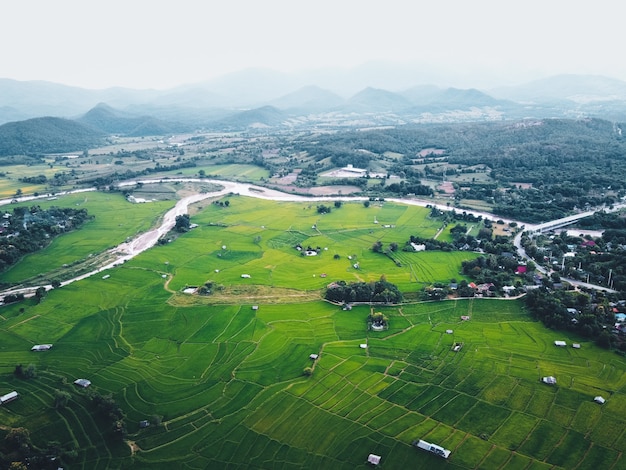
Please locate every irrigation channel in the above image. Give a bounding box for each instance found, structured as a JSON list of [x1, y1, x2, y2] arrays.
[[0, 178, 621, 298]]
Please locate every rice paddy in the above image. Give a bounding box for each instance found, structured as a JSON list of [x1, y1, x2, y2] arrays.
[[0, 193, 624, 469]]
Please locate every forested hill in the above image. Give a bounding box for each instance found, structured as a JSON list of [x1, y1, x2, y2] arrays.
[[297, 117, 626, 185], [294, 117, 626, 222], [0, 117, 105, 157]]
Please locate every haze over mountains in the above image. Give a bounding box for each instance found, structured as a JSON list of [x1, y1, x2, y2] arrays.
[[4, 66, 626, 136]]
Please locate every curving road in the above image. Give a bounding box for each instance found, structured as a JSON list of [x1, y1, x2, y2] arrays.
[[0, 179, 622, 298]]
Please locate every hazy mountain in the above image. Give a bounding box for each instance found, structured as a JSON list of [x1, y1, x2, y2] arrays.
[[0, 117, 105, 157], [343, 87, 413, 112], [400, 85, 443, 103], [490, 74, 626, 103], [269, 86, 345, 111], [175, 68, 305, 107], [4, 71, 626, 127], [77, 103, 186, 136], [214, 105, 288, 130], [0, 78, 161, 119], [0, 106, 30, 125], [404, 87, 518, 114]]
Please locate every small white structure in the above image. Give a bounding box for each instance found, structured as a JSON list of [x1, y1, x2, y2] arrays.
[[367, 454, 382, 466], [572, 343, 581, 349], [74, 379, 91, 388], [542, 376, 557, 385], [0, 391, 19, 404], [594, 396, 606, 404], [414, 439, 451, 459], [359, 344, 368, 349], [102, 274, 110, 280], [31, 344, 53, 351], [309, 354, 319, 360], [446, 329, 453, 334], [410, 243, 426, 252], [241, 274, 251, 278], [554, 341, 567, 347]]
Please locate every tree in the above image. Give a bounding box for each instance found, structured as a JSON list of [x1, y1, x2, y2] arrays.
[[174, 214, 191, 232], [54, 389, 71, 409], [34, 286, 47, 304], [368, 311, 389, 328], [334, 201, 342, 208], [25, 364, 37, 379], [363, 200, 370, 208], [372, 241, 383, 253]]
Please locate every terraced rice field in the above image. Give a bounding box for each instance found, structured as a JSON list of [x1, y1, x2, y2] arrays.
[[0, 194, 624, 469]]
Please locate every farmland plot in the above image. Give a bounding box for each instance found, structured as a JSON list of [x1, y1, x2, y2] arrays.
[[0, 197, 625, 469]]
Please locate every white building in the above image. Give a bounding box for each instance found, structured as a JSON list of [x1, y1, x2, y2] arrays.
[[414, 439, 451, 458], [0, 391, 18, 404]]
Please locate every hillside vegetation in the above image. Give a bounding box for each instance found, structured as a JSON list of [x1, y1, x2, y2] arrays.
[[0, 117, 105, 157]]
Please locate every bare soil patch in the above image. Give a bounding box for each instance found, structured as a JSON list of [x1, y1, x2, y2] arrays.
[[168, 285, 322, 306]]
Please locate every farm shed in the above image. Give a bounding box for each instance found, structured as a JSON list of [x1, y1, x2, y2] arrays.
[[139, 420, 150, 428], [413, 439, 451, 458], [554, 341, 567, 347], [241, 274, 251, 278], [359, 344, 368, 349], [31, 344, 52, 351], [367, 454, 381, 465], [74, 379, 91, 388], [309, 354, 318, 360], [542, 376, 557, 385], [572, 343, 581, 349], [446, 329, 453, 334], [0, 391, 18, 404], [594, 396, 606, 404]]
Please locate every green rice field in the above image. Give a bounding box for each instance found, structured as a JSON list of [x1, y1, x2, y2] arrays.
[[0, 193, 625, 469]]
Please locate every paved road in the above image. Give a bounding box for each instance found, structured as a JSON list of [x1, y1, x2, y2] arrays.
[[1, 179, 623, 298]]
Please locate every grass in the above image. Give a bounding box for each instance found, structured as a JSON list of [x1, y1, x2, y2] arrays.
[[0, 196, 625, 469], [1, 192, 175, 284]]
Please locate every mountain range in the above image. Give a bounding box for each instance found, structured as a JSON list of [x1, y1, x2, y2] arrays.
[[3, 69, 626, 136]]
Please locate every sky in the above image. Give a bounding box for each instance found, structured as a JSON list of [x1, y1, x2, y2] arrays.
[[2, 0, 624, 90]]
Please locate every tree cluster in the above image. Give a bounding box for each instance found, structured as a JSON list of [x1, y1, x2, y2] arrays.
[[0, 206, 93, 274], [524, 287, 622, 349], [325, 277, 402, 304]]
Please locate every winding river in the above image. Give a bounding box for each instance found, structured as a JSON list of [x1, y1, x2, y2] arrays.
[[0, 178, 620, 297]]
